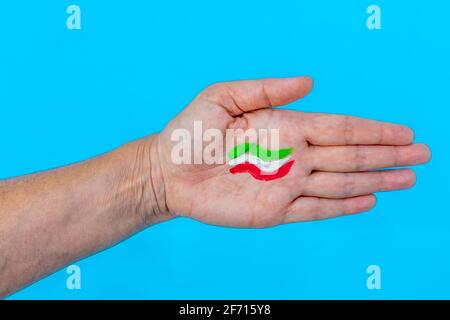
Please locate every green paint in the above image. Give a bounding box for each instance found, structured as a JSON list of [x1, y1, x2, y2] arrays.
[[227, 142, 293, 161]]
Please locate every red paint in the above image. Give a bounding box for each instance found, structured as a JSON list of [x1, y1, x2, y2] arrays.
[[229, 160, 295, 181]]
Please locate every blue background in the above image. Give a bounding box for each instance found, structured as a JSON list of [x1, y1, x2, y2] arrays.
[[1, 0, 448, 299]]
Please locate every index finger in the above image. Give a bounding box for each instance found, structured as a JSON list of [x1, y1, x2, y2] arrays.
[[303, 113, 414, 146]]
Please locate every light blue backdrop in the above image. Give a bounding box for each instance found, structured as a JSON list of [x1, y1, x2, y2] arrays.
[[1, 0, 448, 299]]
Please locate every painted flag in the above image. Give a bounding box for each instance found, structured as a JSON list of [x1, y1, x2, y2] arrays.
[[227, 142, 295, 181]]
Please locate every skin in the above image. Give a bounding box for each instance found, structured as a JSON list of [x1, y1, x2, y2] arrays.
[[0, 76, 431, 297]]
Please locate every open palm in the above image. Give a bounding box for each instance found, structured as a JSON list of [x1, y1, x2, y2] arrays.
[[156, 77, 430, 227]]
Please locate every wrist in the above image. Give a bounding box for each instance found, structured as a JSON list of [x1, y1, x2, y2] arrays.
[[121, 134, 172, 227]]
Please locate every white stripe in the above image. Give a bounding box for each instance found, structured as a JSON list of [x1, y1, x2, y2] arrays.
[[228, 154, 291, 172]]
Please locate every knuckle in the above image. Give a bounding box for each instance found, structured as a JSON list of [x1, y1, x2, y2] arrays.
[[341, 176, 356, 197], [343, 116, 354, 144], [310, 199, 327, 221], [377, 122, 385, 144], [352, 146, 367, 171]]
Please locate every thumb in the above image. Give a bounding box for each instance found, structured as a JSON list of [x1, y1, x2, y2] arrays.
[[201, 76, 313, 116]]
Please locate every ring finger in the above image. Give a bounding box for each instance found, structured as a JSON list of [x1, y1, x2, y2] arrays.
[[303, 169, 416, 199]]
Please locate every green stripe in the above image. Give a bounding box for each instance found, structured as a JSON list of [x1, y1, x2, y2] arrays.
[[227, 142, 293, 161]]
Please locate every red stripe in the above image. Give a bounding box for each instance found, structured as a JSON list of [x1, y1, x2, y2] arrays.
[[229, 160, 295, 181]]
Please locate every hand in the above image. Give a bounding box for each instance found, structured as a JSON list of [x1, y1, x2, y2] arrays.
[[154, 77, 430, 228], [0, 76, 432, 296]]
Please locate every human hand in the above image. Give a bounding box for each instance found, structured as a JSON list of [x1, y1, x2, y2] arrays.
[[153, 77, 430, 227], [0, 76, 431, 297]]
